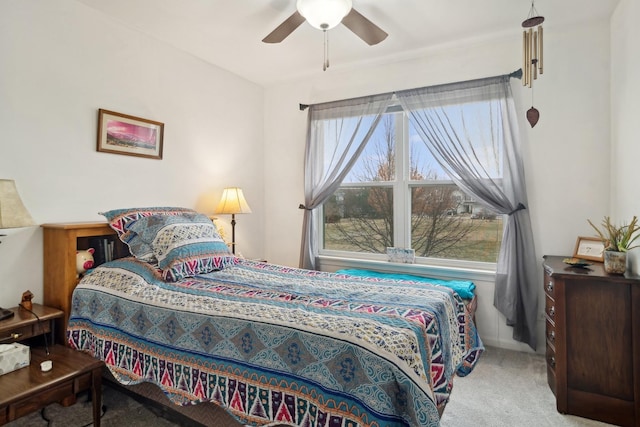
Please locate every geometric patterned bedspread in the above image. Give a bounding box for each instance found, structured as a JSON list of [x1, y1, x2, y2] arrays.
[[67, 258, 483, 427]]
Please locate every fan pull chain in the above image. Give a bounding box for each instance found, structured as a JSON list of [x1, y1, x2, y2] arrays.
[[323, 29, 329, 71]]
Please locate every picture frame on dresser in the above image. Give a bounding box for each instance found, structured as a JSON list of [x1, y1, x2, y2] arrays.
[[572, 236, 605, 262]]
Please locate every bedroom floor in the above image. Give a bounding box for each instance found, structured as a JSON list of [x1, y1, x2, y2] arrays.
[[440, 346, 613, 427], [6, 346, 613, 427]]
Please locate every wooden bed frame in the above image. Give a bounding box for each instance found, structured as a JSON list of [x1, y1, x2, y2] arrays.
[[41, 221, 475, 426]]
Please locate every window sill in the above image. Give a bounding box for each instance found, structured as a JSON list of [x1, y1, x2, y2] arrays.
[[317, 255, 496, 282]]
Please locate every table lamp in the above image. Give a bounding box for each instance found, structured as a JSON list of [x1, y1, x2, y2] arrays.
[[214, 187, 252, 255], [0, 179, 36, 320]]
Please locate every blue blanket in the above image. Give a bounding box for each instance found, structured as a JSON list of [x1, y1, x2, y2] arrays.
[[336, 269, 476, 299], [68, 258, 483, 426]]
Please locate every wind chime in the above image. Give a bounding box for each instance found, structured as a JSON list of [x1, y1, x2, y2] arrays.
[[522, 1, 544, 127]]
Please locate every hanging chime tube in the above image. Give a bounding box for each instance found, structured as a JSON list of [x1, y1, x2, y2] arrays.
[[538, 26, 543, 74], [527, 28, 533, 88], [522, 30, 527, 86], [533, 30, 538, 80]]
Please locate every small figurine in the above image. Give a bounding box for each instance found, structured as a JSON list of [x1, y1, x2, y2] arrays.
[[21, 290, 34, 311], [76, 248, 95, 277]]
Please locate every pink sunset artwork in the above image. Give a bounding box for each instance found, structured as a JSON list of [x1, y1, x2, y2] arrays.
[[106, 120, 157, 150]]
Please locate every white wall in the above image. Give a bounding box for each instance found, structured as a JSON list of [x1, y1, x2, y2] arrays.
[[0, 0, 265, 307], [611, 0, 640, 273], [263, 19, 613, 352]]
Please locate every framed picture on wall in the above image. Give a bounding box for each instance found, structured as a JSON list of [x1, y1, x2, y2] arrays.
[[573, 236, 605, 262], [97, 109, 164, 159]]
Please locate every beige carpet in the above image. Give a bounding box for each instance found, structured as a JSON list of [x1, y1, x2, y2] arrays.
[[440, 346, 613, 427], [6, 346, 614, 426]]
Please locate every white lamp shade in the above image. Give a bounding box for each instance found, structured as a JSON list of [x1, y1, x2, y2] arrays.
[[215, 187, 252, 215], [297, 0, 352, 30], [0, 179, 35, 229]]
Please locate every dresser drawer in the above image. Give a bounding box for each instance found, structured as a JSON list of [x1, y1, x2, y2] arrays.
[[545, 319, 556, 348], [546, 344, 557, 396], [544, 294, 556, 322], [544, 274, 555, 298], [0, 321, 52, 343], [11, 381, 74, 419]]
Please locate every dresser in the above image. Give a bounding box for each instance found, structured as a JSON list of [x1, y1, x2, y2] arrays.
[[543, 255, 640, 426]]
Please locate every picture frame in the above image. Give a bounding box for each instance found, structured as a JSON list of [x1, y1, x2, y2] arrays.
[[97, 109, 164, 159], [573, 236, 605, 262]]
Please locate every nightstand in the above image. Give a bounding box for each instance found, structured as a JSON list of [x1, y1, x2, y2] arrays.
[[0, 304, 104, 426], [0, 304, 62, 346]]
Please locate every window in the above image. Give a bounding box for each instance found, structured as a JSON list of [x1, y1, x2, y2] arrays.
[[320, 103, 503, 266]]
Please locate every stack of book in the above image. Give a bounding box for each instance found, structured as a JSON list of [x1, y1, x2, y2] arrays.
[[88, 235, 123, 266]]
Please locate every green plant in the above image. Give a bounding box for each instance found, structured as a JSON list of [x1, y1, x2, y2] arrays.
[[588, 215, 640, 252]]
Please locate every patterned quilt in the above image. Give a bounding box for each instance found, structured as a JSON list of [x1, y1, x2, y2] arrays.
[[67, 258, 483, 427]]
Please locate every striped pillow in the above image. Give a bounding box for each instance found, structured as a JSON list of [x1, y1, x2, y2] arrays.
[[100, 207, 197, 262], [128, 212, 236, 281]]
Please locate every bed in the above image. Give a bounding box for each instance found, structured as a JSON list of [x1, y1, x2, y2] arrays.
[[62, 207, 483, 427]]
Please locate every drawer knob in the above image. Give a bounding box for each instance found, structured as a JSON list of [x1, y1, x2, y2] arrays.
[[1, 333, 21, 341], [548, 306, 555, 318], [549, 356, 556, 368], [547, 330, 555, 343], [546, 281, 554, 293]]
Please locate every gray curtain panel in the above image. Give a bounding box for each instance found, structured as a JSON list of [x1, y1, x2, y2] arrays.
[[395, 75, 538, 350], [299, 93, 393, 270]]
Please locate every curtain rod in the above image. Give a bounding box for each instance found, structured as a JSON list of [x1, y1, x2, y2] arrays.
[[299, 68, 523, 111]]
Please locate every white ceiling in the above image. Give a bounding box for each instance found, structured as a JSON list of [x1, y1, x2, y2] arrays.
[[75, 0, 619, 87]]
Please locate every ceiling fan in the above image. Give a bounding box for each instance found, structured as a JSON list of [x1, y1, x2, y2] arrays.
[[262, 0, 388, 46]]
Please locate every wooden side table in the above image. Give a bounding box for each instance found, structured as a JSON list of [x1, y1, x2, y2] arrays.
[[0, 304, 62, 345], [0, 305, 104, 426]]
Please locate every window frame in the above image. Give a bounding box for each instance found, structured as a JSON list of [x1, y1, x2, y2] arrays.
[[317, 107, 501, 273]]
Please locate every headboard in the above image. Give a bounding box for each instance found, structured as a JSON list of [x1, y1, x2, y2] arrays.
[[41, 222, 129, 343]]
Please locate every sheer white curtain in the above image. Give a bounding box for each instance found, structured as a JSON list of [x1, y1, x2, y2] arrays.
[[396, 75, 538, 350], [300, 93, 393, 270]]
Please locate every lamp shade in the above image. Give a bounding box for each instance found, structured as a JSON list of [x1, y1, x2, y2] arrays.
[[297, 0, 352, 30], [0, 179, 35, 229], [215, 187, 252, 215]]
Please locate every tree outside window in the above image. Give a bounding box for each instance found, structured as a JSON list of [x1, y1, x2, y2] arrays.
[[321, 112, 503, 263]]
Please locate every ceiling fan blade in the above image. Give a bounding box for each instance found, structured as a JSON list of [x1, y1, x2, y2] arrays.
[[262, 11, 306, 43], [341, 8, 388, 46]]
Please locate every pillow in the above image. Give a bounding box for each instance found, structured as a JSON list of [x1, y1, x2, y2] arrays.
[[100, 207, 197, 262], [128, 213, 236, 281]]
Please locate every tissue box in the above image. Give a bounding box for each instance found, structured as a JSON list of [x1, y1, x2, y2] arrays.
[[0, 343, 30, 375]]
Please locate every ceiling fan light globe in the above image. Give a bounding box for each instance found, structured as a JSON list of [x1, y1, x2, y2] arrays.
[[296, 0, 352, 30]]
